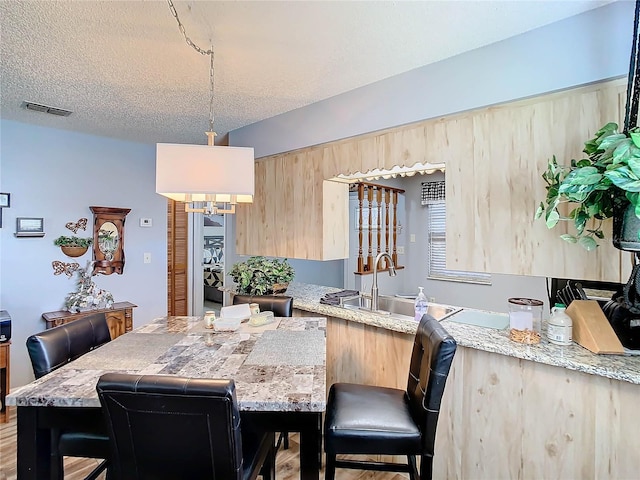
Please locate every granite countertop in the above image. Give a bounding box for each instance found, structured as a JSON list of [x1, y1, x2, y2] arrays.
[[7, 316, 326, 411], [287, 282, 640, 385]]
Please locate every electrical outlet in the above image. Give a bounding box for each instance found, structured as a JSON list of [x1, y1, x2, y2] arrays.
[[397, 246, 405, 254], [143, 252, 151, 264], [429, 296, 436, 303]]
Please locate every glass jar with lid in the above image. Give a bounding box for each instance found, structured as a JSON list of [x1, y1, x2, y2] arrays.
[[508, 298, 543, 344]]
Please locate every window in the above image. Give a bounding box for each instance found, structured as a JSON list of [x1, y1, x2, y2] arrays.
[[423, 181, 491, 284]]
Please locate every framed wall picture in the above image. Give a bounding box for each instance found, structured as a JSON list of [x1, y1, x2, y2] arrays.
[[15, 217, 45, 237], [0, 193, 9, 208]]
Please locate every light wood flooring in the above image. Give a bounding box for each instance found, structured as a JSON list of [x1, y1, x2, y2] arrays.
[[0, 409, 408, 479]]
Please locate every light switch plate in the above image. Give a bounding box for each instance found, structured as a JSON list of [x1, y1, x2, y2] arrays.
[[140, 218, 152, 227]]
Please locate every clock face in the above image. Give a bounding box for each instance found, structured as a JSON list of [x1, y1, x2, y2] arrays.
[[0, 193, 9, 208]]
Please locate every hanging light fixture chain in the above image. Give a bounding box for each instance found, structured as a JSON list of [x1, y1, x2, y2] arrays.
[[167, 0, 213, 57], [158, 0, 254, 215], [209, 51, 215, 133], [167, 0, 216, 133]]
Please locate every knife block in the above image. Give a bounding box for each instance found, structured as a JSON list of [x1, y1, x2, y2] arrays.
[[566, 300, 624, 354]]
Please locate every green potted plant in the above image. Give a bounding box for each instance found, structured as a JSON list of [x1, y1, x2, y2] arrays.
[[54, 235, 93, 258], [229, 256, 295, 295], [535, 122, 640, 251]]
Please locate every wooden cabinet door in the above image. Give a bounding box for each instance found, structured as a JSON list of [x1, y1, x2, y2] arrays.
[[446, 79, 626, 282], [167, 200, 188, 316], [236, 154, 349, 260], [104, 310, 126, 339]]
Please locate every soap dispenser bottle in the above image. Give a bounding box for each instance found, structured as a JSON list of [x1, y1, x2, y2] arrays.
[[414, 287, 428, 322]]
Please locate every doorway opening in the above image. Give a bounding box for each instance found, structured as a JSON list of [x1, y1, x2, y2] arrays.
[[203, 214, 225, 314]]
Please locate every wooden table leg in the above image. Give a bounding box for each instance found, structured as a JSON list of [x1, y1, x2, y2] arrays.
[[17, 406, 52, 479], [243, 410, 322, 480], [298, 412, 322, 480]]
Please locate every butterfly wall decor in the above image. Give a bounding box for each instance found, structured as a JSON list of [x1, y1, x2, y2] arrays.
[[52, 260, 80, 278], [65, 218, 88, 234]]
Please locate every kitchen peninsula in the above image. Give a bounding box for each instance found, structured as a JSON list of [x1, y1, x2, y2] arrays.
[[287, 282, 640, 479]]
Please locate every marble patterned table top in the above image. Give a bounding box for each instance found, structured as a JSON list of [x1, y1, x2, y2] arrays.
[[287, 282, 640, 385], [7, 316, 327, 411]]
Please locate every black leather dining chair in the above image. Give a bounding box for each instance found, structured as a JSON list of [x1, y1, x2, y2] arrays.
[[26, 312, 112, 480], [96, 373, 276, 480], [324, 313, 457, 480], [233, 294, 294, 318], [233, 293, 293, 450]]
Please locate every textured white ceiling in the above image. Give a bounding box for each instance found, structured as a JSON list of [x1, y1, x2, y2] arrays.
[[0, 0, 614, 146]]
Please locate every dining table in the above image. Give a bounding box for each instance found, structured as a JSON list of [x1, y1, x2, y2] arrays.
[[6, 315, 327, 480]]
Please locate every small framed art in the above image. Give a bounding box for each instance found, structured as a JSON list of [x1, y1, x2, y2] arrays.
[[15, 217, 45, 237], [0, 193, 9, 208]]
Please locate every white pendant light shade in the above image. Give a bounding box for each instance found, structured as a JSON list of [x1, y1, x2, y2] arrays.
[[156, 143, 254, 204], [158, 3, 254, 215]]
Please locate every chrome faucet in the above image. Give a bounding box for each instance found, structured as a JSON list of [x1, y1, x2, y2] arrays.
[[371, 252, 397, 311]]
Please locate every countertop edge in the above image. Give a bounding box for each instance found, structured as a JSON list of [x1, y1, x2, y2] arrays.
[[288, 282, 640, 385]]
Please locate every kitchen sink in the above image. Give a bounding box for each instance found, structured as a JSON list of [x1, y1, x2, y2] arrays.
[[338, 293, 462, 322]]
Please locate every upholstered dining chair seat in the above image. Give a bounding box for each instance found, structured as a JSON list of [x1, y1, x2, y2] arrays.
[[324, 313, 457, 480], [58, 428, 108, 457], [324, 383, 422, 454]]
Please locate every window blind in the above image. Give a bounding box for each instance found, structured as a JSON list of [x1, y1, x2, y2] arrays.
[[427, 201, 491, 284]]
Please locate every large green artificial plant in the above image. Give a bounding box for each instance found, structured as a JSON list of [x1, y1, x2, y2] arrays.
[[535, 122, 640, 250], [229, 256, 295, 295]]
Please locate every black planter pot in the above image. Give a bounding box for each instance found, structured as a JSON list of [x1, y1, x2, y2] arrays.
[[613, 198, 640, 252]]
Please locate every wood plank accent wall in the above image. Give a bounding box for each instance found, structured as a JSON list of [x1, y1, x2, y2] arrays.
[[325, 314, 640, 479], [448, 79, 627, 282], [444, 347, 639, 479], [236, 151, 350, 260], [237, 78, 629, 281]]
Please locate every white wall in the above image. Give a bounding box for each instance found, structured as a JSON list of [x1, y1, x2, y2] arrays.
[[287, 258, 343, 288], [0, 120, 167, 387], [230, 1, 633, 158]]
